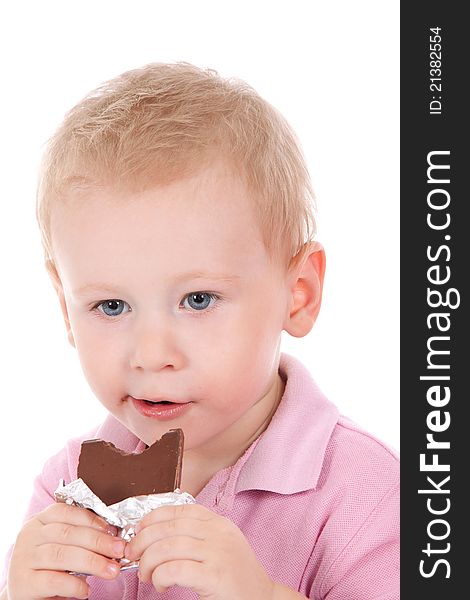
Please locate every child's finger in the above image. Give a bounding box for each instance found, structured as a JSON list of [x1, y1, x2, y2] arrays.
[[149, 559, 208, 595], [138, 537, 205, 583], [126, 518, 206, 561], [32, 543, 121, 580], [37, 502, 116, 534], [34, 570, 89, 600], [40, 521, 126, 559], [136, 503, 213, 532]]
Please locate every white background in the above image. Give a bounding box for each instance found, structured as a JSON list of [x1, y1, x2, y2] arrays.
[[0, 0, 399, 568]]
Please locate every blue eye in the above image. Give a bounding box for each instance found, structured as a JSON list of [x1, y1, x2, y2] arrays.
[[183, 292, 217, 311], [97, 299, 130, 317]]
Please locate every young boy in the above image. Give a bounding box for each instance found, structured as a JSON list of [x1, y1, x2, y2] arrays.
[[1, 63, 399, 600]]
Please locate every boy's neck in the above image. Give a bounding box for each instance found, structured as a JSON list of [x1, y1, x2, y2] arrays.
[[180, 373, 285, 497]]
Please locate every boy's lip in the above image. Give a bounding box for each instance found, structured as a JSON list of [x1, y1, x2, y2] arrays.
[[128, 395, 190, 404], [129, 395, 193, 420]]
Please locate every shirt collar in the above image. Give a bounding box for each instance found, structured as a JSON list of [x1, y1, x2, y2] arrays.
[[234, 353, 339, 495], [95, 353, 339, 496]]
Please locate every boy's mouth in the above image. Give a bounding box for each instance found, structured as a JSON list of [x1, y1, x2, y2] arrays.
[[141, 399, 174, 405], [129, 396, 193, 421], [130, 395, 180, 404]]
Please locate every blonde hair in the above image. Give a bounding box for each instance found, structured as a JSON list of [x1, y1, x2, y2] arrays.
[[37, 62, 316, 267]]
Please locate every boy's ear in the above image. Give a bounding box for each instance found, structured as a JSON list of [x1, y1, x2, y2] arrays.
[[45, 260, 76, 348], [283, 242, 326, 338]]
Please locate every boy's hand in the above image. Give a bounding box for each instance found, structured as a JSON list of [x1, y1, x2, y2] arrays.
[[125, 503, 275, 600], [7, 503, 125, 600]]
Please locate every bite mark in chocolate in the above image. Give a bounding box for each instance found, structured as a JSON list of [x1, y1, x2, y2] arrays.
[[77, 429, 184, 505]]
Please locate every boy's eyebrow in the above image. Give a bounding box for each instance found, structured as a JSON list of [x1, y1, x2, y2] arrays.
[[73, 284, 123, 296], [73, 272, 241, 296], [172, 271, 242, 283]]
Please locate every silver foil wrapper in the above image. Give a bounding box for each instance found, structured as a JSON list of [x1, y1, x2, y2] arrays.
[[55, 478, 196, 572]]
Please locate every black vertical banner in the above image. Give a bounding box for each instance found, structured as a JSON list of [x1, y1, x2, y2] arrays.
[[401, 2, 467, 598]]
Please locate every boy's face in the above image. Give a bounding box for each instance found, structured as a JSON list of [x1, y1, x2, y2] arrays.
[[50, 162, 294, 454]]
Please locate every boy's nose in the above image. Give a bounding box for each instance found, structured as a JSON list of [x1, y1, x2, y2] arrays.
[[129, 320, 185, 372]]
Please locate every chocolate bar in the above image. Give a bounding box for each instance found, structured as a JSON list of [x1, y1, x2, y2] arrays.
[[77, 429, 184, 505]]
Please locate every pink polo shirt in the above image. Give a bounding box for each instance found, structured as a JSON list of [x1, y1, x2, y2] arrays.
[[2, 354, 399, 599]]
